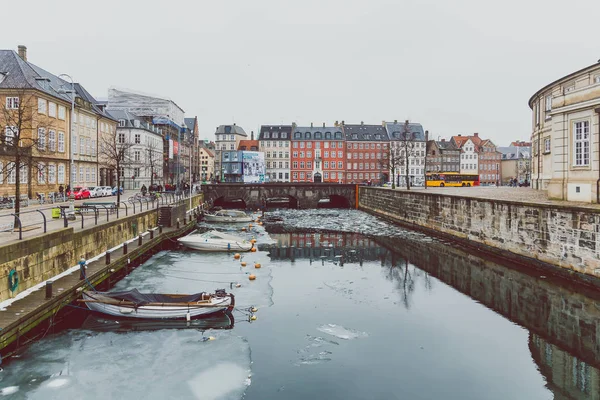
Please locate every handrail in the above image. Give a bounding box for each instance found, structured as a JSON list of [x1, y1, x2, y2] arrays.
[[138, 198, 143, 212], [130, 200, 136, 213], [10, 213, 22, 240], [96, 204, 110, 222], [120, 201, 128, 216], [35, 210, 47, 233], [74, 210, 84, 229]]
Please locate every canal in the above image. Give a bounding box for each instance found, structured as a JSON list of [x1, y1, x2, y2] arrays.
[[0, 209, 598, 399]]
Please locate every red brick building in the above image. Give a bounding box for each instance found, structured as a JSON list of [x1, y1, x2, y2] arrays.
[[291, 124, 346, 183], [342, 123, 390, 184]]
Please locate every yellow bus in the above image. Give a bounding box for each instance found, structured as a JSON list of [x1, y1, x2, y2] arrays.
[[425, 173, 480, 187]]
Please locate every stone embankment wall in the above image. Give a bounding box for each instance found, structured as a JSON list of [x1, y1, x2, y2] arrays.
[[0, 194, 203, 302], [359, 187, 600, 284]]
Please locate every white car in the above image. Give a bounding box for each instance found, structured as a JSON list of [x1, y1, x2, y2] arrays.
[[101, 186, 113, 196], [89, 187, 104, 198]]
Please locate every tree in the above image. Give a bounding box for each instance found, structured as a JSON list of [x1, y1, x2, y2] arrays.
[[0, 90, 58, 218], [144, 138, 162, 187], [98, 129, 134, 205], [378, 140, 403, 189], [397, 120, 418, 191]]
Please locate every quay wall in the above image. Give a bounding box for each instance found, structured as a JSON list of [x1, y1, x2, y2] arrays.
[[0, 194, 203, 302], [359, 187, 600, 284]]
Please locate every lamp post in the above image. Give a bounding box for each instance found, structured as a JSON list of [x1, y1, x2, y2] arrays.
[[57, 74, 75, 194], [177, 125, 184, 194]]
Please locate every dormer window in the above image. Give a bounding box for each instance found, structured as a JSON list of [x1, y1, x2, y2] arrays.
[[281, 132, 287, 139], [295, 132, 301, 139], [315, 131, 322, 139], [264, 132, 270, 139], [304, 132, 311, 139], [273, 132, 279, 139], [0, 72, 6, 85], [118, 119, 126, 127], [335, 132, 342, 139], [352, 134, 358, 140], [325, 132, 331, 139]]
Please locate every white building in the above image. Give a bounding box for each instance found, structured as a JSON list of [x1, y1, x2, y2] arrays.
[[385, 121, 427, 186], [259, 125, 291, 182], [214, 124, 247, 182], [110, 110, 164, 190], [457, 138, 479, 174]]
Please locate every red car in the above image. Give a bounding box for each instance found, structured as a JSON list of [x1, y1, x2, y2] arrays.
[[68, 186, 91, 200]]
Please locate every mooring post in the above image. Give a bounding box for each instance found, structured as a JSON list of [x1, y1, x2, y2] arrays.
[[45, 280, 53, 299], [138, 234, 142, 246], [123, 242, 128, 255], [176, 218, 180, 229], [105, 251, 111, 265], [150, 229, 154, 239], [159, 225, 163, 234]]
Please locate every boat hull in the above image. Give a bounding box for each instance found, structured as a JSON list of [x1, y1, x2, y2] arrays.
[[204, 215, 253, 223], [177, 237, 253, 252], [82, 292, 234, 319]]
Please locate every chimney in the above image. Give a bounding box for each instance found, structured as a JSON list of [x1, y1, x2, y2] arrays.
[[251, 131, 254, 140], [335, 120, 339, 126], [474, 132, 479, 137], [17, 45, 27, 61], [441, 139, 446, 142], [322, 122, 325, 128], [360, 121, 364, 125], [233, 123, 236, 126], [342, 120, 345, 126], [311, 122, 313, 128], [394, 119, 398, 124], [458, 134, 462, 137]]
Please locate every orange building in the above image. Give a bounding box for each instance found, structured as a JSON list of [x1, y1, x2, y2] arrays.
[[291, 124, 346, 183]]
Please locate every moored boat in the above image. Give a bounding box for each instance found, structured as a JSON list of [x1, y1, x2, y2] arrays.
[[177, 230, 253, 252], [204, 209, 252, 223], [80, 288, 234, 319]]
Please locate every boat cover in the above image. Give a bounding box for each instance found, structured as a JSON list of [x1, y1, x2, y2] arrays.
[[95, 289, 207, 306]]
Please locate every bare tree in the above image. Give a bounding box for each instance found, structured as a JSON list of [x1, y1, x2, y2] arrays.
[[98, 129, 134, 204], [144, 138, 162, 187], [0, 90, 58, 218], [378, 141, 404, 189], [397, 120, 417, 191]]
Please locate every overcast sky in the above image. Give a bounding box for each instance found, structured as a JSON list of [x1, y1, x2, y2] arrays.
[[4, 0, 599, 144]]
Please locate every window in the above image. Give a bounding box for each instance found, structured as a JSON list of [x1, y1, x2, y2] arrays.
[[293, 161, 298, 168], [544, 137, 551, 153], [338, 161, 343, 169], [300, 152, 305, 158], [300, 161, 305, 168], [58, 106, 66, 120], [48, 130, 56, 151], [80, 137, 85, 154], [300, 172, 305, 179], [48, 102, 57, 118], [85, 167, 90, 182], [48, 164, 56, 183], [38, 98, 47, 114], [91, 140, 96, 155], [92, 167, 96, 183], [135, 133, 141, 144], [86, 138, 91, 155], [331, 172, 336, 179], [73, 135, 78, 153], [4, 126, 16, 145], [119, 119, 126, 127], [324, 161, 329, 169], [134, 150, 141, 161], [7, 162, 15, 184], [574, 121, 590, 166], [38, 163, 46, 184], [38, 128, 46, 150], [307, 151, 312, 158], [71, 166, 77, 183], [5, 97, 19, 109], [118, 133, 125, 144], [20, 164, 27, 184], [79, 166, 84, 182], [307, 161, 312, 168], [595, 75, 600, 84], [324, 172, 329, 179], [324, 151, 329, 158]]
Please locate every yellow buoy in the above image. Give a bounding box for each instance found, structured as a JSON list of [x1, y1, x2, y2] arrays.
[[250, 239, 257, 244], [241, 261, 247, 267], [250, 247, 257, 252], [254, 263, 261, 269], [250, 315, 257, 321], [241, 227, 247, 232], [258, 222, 263, 226], [249, 274, 256, 281], [235, 283, 242, 288], [234, 253, 241, 259], [251, 307, 258, 312], [248, 224, 253, 228]]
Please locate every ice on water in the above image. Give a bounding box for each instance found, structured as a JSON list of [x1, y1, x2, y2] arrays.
[[295, 335, 339, 366], [317, 324, 368, 340], [0, 329, 251, 400]]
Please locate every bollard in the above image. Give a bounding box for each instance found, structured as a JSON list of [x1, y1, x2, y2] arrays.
[[123, 242, 128, 254], [45, 280, 53, 299], [138, 234, 142, 246], [150, 229, 154, 239], [105, 251, 111, 265], [159, 225, 163, 234], [176, 218, 180, 229]]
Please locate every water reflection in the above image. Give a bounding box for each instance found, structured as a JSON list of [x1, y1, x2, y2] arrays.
[[268, 231, 600, 399], [80, 312, 235, 333]]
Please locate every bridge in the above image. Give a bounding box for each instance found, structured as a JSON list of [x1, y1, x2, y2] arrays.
[[200, 183, 358, 209]]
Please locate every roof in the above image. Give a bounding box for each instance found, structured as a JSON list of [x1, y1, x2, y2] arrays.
[[293, 126, 344, 140], [435, 140, 459, 151], [199, 146, 214, 157], [498, 146, 531, 159], [0, 50, 72, 103], [109, 109, 164, 135], [238, 140, 259, 150], [184, 117, 196, 131], [258, 125, 292, 140], [343, 124, 389, 141], [480, 138, 496, 148], [528, 61, 600, 108], [451, 134, 483, 148], [215, 124, 247, 137], [385, 122, 426, 141]]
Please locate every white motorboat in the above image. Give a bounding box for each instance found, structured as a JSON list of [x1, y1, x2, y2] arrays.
[[177, 230, 253, 252], [80, 289, 234, 319], [204, 209, 253, 223]]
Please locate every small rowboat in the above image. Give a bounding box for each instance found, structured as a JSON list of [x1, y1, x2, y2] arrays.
[[80, 288, 234, 319]]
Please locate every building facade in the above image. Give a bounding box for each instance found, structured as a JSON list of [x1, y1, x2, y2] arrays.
[[199, 146, 214, 182], [499, 145, 531, 185], [452, 135, 479, 175], [478, 139, 501, 186], [258, 125, 291, 182], [343, 123, 389, 184], [529, 60, 600, 202], [426, 139, 460, 173], [214, 124, 247, 182], [385, 121, 426, 186], [291, 124, 345, 183]]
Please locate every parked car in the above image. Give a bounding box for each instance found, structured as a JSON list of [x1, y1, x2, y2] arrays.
[[101, 186, 113, 196], [383, 182, 393, 187], [72, 187, 91, 200], [112, 186, 124, 195], [89, 186, 103, 198]]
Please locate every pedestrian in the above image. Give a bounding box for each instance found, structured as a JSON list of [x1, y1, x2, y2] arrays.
[[79, 256, 87, 280], [141, 184, 147, 196]]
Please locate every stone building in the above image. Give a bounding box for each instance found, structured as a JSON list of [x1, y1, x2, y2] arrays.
[[426, 139, 460, 173], [258, 125, 291, 182], [498, 145, 531, 185], [342, 122, 389, 184], [529, 60, 600, 202], [291, 123, 345, 183], [214, 124, 247, 182]]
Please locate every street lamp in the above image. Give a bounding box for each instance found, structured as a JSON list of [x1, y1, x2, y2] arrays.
[[57, 74, 75, 193]]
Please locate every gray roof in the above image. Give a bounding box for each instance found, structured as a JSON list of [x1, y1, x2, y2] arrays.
[[215, 124, 247, 137], [436, 140, 459, 151], [385, 122, 426, 141], [184, 118, 196, 131], [258, 125, 292, 140], [343, 124, 389, 141], [293, 126, 344, 140], [498, 146, 531, 160], [0, 50, 72, 103], [110, 109, 163, 135]]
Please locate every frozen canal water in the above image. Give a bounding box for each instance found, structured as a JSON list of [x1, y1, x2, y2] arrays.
[[1, 209, 599, 399]]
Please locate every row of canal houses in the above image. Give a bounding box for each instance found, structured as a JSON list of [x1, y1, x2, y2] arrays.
[[215, 121, 503, 186]]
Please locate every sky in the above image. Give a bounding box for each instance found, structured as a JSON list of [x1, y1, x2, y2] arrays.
[[3, 0, 600, 144]]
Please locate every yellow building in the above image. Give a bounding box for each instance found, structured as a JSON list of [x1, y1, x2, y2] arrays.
[[199, 146, 215, 182], [0, 46, 72, 200], [529, 60, 600, 202]]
